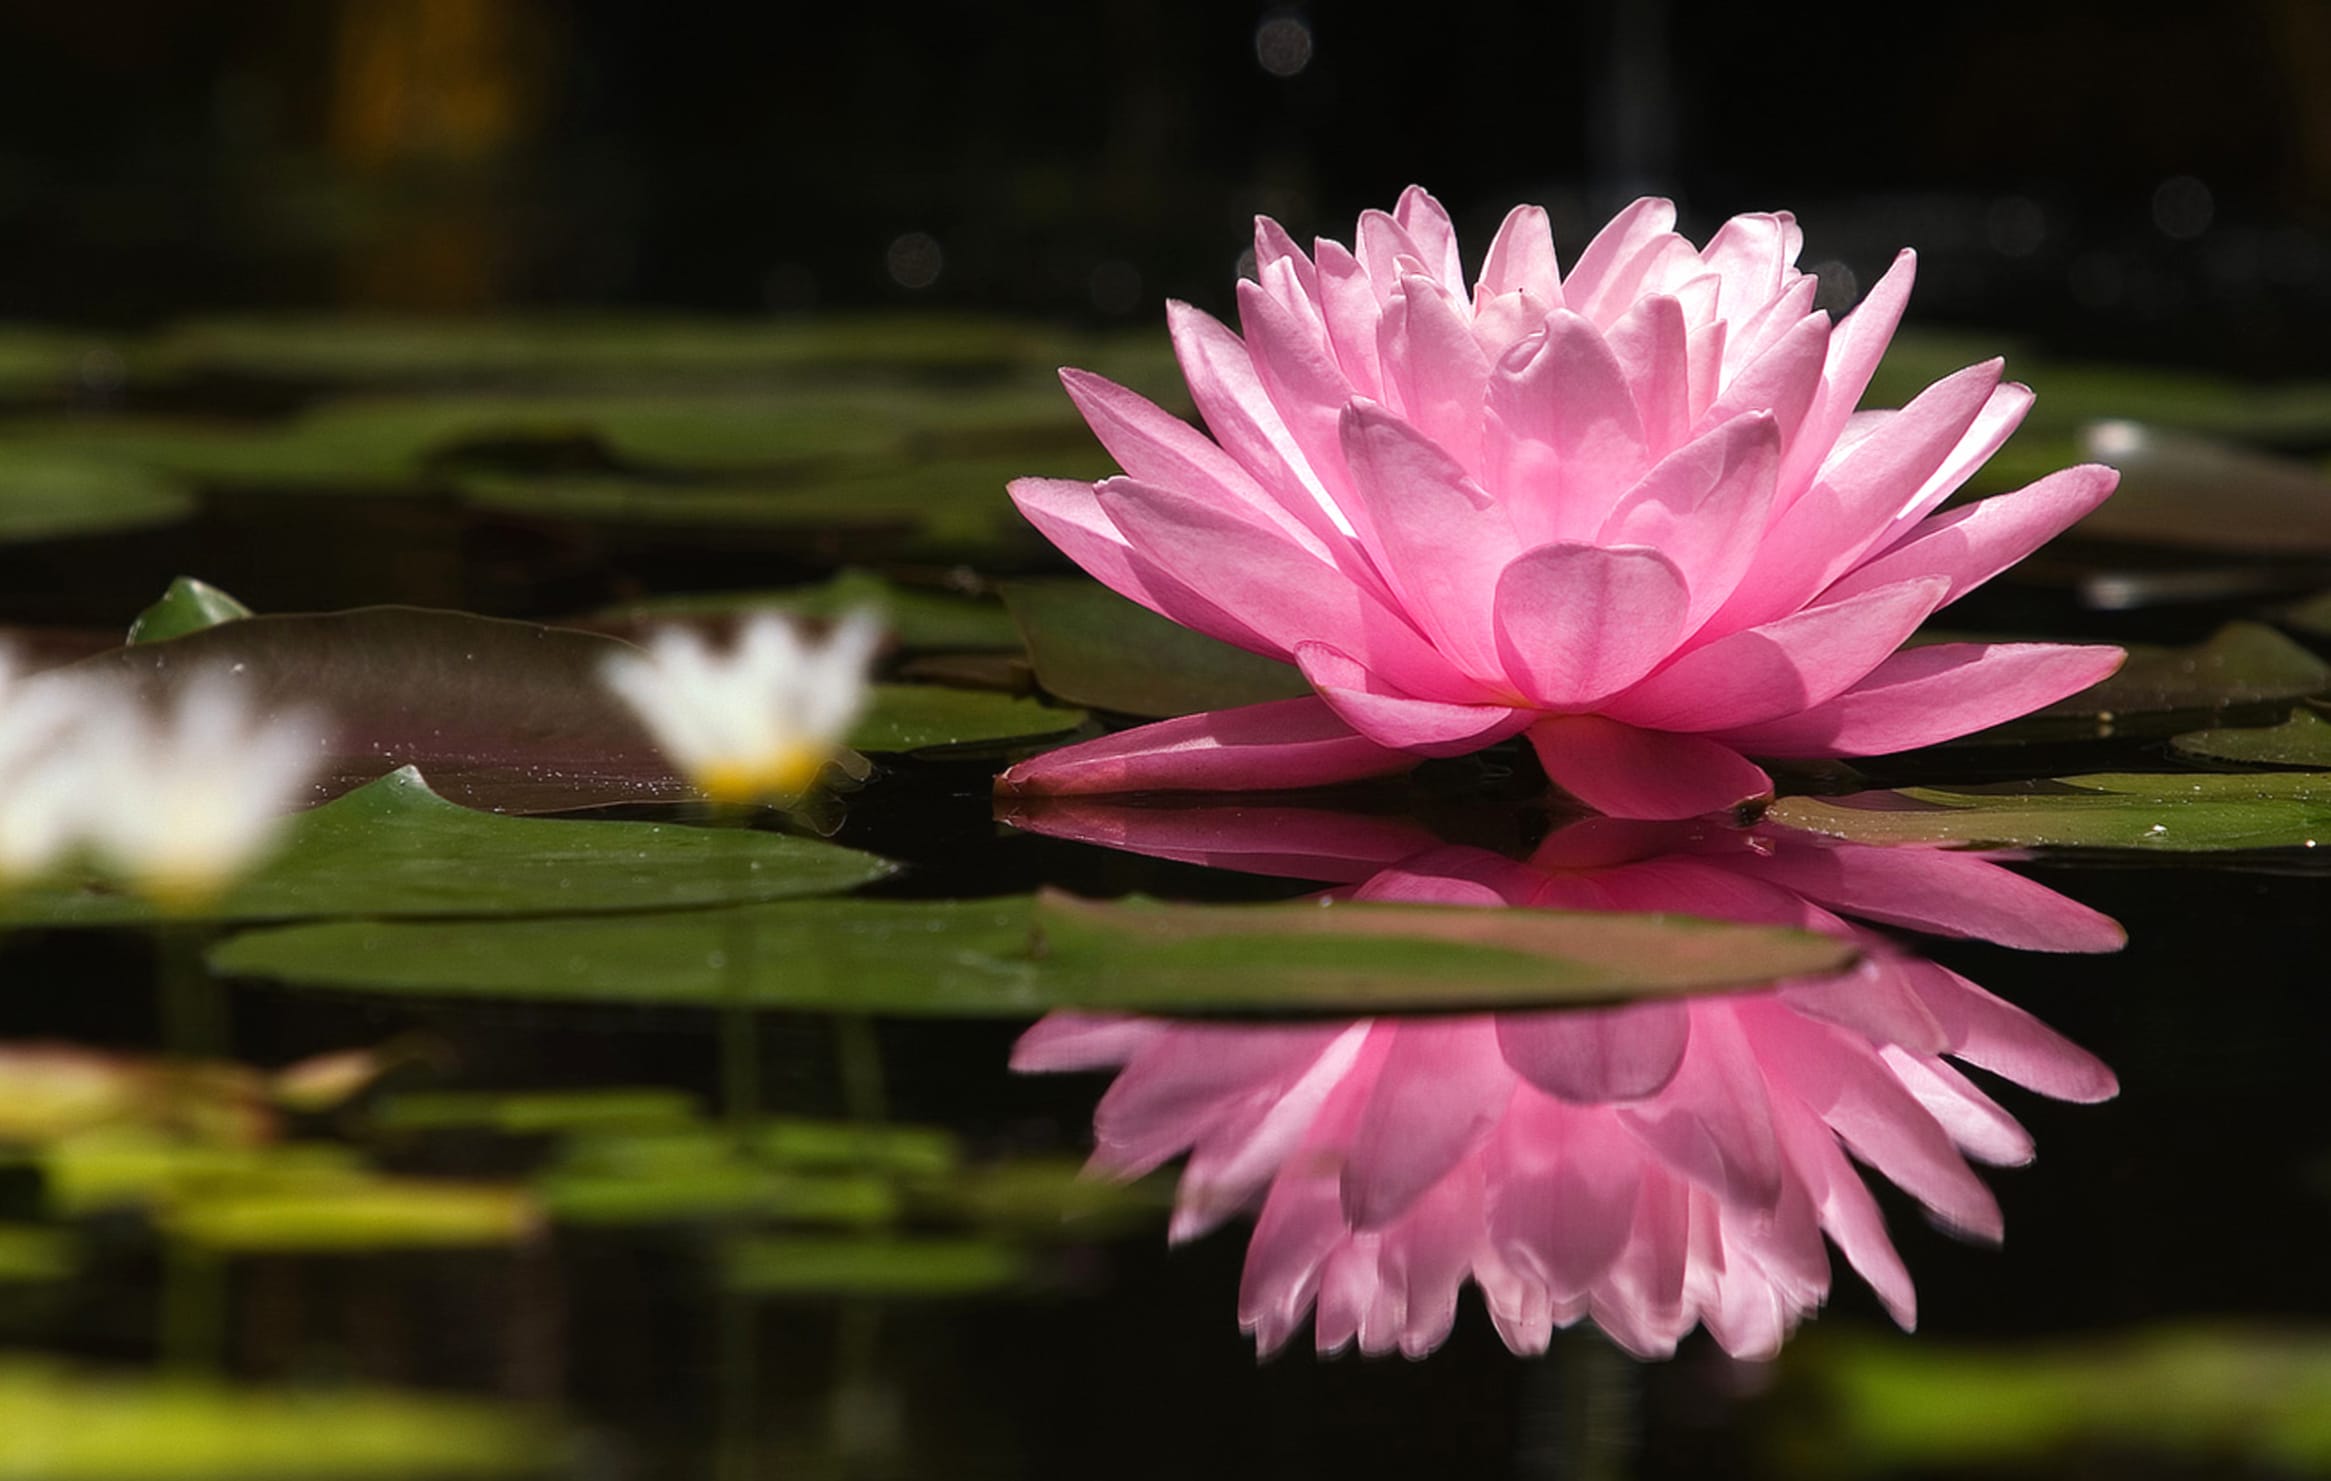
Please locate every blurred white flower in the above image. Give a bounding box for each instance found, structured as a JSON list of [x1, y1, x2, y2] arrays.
[[0, 658, 100, 883], [80, 673, 327, 908], [603, 611, 881, 804]]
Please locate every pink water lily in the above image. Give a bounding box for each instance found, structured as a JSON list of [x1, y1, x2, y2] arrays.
[[1010, 800, 2122, 1359], [1003, 189, 2124, 818]]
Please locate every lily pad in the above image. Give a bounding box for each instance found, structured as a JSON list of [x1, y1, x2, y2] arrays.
[[0, 1359, 562, 1478], [209, 890, 1856, 1016], [2172, 706, 2331, 767], [0, 1226, 72, 1284], [1767, 772, 2331, 851], [723, 1235, 1028, 1297], [0, 451, 193, 543], [854, 684, 1083, 754], [2072, 422, 2331, 555], [1963, 623, 2329, 745], [0, 768, 893, 926], [1002, 578, 1310, 717], [126, 578, 252, 645]]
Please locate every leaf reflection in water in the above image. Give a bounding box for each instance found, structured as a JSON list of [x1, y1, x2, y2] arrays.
[[1005, 801, 2122, 1361]]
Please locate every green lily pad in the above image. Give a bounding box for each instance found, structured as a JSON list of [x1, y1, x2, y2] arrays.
[[1964, 623, 2328, 745], [0, 450, 193, 543], [371, 1089, 704, 1137], [724, 1235, 1028, 1297], [2172, 706, 2331, 767], [854, 684, 1083, 753], [126, 578, 252, 645], [1001, 577, 1311, 717], [591, 569, 1024, 652], [2283, 587, 2331, 641], [1767, 772, 2331, 851], [209, 889, 1856, 1016], [0, 769, 894, 927], [0, 1359, 562, 1478]]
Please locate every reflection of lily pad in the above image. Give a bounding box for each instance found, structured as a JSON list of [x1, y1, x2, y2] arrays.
[[0, 768, 894, 927], [211, 890, 1855, 1016], [1964, 623, 2329, 745], [724, 1235, 1028, 1297], [1768, 772, 2331, 850], [0, 451, 192, 543], [854, 685, 1083, 754], [1002, 578, 1310, 717], [0, 1359, 562, 1478], [2172, 706, 2331, 767]]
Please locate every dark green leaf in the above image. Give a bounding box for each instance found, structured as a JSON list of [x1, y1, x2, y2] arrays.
[[2069, 422, 2331, 555], [2172, 706, 2331, 767], [1002, 578, 1310, 716], [0, 769, 893, 926], [1767, 772, 2331, 850], [126, 578, 253, 645], [723, 1235, 1028, 1297], [209, 890, 1857, 1016], [0, 450, 192, 543]]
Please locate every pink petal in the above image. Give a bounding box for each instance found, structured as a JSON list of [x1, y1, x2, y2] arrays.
[[1785, 248, 1917, 496], [1168, 300, 1355, 547], [1906, 962, 2120, 1103], [1701, 308, 1830, 467], [1356, 209, 1425, 303], [1341, 403, 1517, 678], [1724, 358, 2004, 630], [1752, 1004, 2002, 1240], [1099, 476, 1472, 696], [1237, 278, 1368, 519], [1376, 275, 1494, 471], [1526, 714, 1775, 821], [1737, 837, 2127, 953], [1883, 381, 2036, 538], [1010, 1013, 1161, 1072], [1254, 214, 1320, 304], [1780, 957, 1952, 1055], [1615, 1006, 1785, 1207], [1604, 577, 1948, 732], [1605, 293, 1691, 452], [995, 697, 1416, 796], [1295, 641, 1532, 756], [1496, 1002, 1691, 1103], [1486, 1098, 1641, 1297], [1772, 1090, 1916, 1327], [1057, 370, 1307, 540], [996, 796, 1439, 884], [1881, 1048, 2034, 1167], [1493, 542, 1689, 707], [1475, 203, 1562, 306], [1712, 642, 2126, 758], [1597, 411, 1781, 629], [1823, 464, 2121, 610], [1562, 197, 1680, 325], [1093, 1024, 1346, 1177], [1484, 310, 1649, 544], [1314, 240, 1385, 398], [1699, 212, 1793, 316], [1342, 1018, 1514, 1228], [1393, 185, 1466, 290]]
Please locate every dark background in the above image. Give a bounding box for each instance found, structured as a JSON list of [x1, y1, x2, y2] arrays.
[[0, 0, 2325, 368]]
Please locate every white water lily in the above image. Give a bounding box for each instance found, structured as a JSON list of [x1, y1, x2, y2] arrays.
[[602, 611, 882, 804], [78, 674, 327, 908], [0, 658, 101, 884]]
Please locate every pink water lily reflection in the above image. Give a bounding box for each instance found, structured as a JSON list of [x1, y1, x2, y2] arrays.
[[1003, 188, 2123, 819], [1010, 803, 2121, 1360]]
